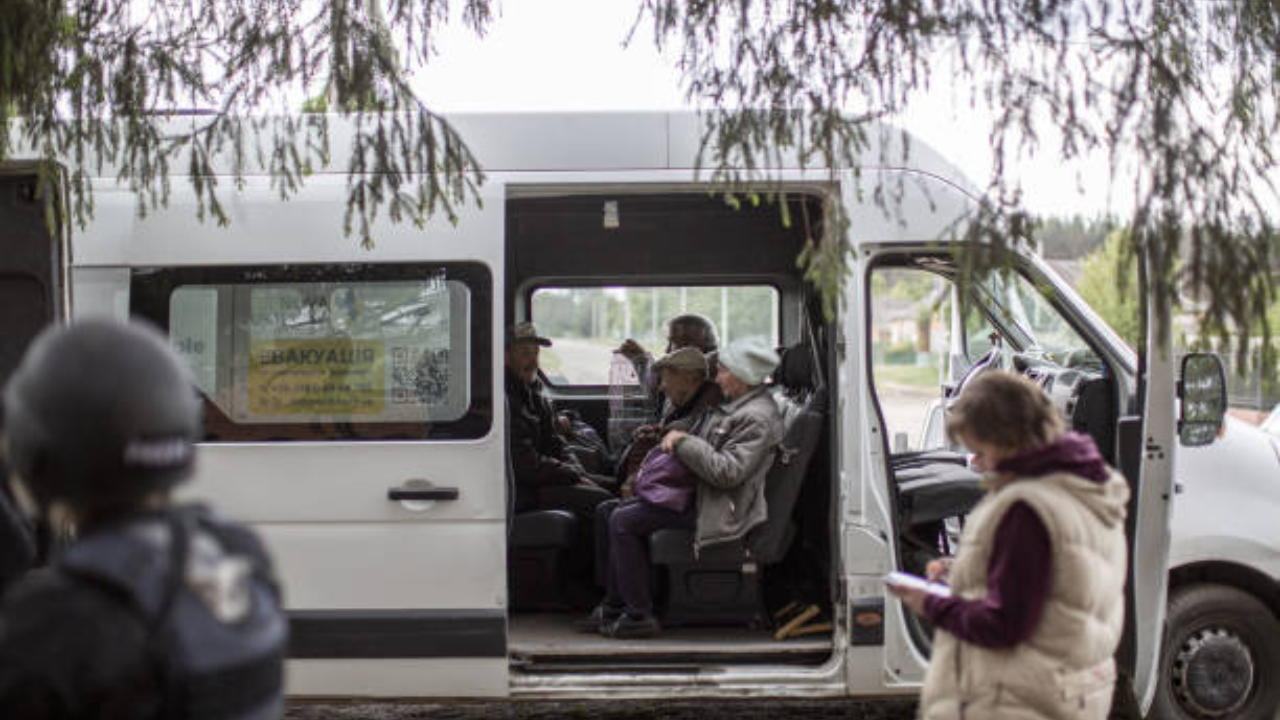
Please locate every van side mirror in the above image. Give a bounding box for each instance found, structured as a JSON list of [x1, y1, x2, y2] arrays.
[[1178, 353, 1227, 447]]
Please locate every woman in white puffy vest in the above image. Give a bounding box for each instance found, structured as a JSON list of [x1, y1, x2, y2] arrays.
[[891, 371, 1129, 720]]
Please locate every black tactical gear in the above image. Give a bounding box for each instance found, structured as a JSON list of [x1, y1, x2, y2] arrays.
[[3, 320, 201, 508], [0, 505, 287, 720], [0, 320, 284, 720]]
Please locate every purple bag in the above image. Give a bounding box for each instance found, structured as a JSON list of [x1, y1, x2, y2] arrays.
[[634, 446, 697, 513]]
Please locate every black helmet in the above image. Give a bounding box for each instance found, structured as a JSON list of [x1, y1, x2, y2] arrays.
[[2, 319, 200, 508]]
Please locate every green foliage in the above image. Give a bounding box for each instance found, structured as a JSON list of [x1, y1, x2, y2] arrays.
[[301, 95, 330, 114], [636, 0, 1280, 367], [0, 0, 492, 249], [4, 0, 1278, 371], [1077, 230, 1142, 348]]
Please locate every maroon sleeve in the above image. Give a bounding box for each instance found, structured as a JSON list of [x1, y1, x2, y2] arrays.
[[922, 501, 1052, 649]]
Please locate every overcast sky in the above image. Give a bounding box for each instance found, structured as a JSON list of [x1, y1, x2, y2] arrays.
[[408, 0, 1131, 218]]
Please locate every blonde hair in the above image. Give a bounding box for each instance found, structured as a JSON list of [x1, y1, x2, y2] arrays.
[[946, 371, 1065, 454]]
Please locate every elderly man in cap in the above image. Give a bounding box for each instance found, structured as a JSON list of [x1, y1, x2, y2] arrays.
[[591, 338, 783, 639], [505, 322, 614, 519]]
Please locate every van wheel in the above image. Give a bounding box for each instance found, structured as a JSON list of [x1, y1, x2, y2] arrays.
[[1149, 584, 1279, 720]]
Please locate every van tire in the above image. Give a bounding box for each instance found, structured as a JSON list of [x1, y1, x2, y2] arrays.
[[1148, 583, 1279, 720]]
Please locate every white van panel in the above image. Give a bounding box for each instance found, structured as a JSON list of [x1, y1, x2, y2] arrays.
[[1174, 419, 1280, 577], [71, 190, 138, 266], [288, 659, 508, 697], [78, 174, 505, 267], [449, 113, 670, 171], [185, 440, 505, 523], [256, 523, 505, 610], [69, 267, 129, 320], [843, 172, 975, 244]]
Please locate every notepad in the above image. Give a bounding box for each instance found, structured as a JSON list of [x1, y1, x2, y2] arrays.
[[885, 570, 953, 599]]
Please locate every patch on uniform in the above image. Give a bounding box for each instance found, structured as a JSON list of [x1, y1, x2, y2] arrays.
[[186, 532, 253, 623]]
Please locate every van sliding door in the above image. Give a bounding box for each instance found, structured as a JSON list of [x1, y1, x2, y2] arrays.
[[126, 177, 509, 698], [0, 169, 64, 388]]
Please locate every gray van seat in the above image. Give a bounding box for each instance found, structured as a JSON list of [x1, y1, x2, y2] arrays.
[[895, 462, 984, 527], [508, 509, 578, 610], [649, 345, 825, 627]]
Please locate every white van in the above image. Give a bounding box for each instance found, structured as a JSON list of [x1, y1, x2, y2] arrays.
[[1, 112, 1274, 720]]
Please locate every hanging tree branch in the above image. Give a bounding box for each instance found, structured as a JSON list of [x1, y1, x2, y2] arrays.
[[0, 0, 491, 250]]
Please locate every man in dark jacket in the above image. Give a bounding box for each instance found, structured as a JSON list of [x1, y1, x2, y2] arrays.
[[506, 322, 613, 517]]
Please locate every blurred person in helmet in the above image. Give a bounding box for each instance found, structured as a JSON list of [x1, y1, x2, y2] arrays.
[[0, 401, 36, 595], [0, 319, 287, 720]]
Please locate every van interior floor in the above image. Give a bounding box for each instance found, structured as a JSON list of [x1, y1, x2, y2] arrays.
[[509, 614, 833, 670]]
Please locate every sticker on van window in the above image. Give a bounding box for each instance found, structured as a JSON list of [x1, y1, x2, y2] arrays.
[[248, 339, 387, 415]]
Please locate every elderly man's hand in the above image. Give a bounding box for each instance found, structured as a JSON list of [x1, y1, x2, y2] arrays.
[[554, 414, 572, 435], [888, 583, 929, 618], [617, 339, 646, 360], [660, 430, 689, 453]]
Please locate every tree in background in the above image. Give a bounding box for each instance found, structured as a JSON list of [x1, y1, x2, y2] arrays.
[[1077, 230, 1142, 348], [0, 0, 491, 244], [1037, 215, 1117, 260], [638, 0, 1279, 367], [2, 0, 1277, 365]]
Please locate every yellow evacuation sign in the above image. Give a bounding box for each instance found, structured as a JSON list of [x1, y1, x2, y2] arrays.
[[249, 339, 385, 415]]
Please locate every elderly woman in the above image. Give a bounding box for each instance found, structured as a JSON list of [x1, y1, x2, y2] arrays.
[[593, 337, 783, 639], [890, 371, 1129, 720]]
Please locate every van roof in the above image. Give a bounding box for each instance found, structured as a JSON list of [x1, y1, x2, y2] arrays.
[[30, 111, 977, 195]]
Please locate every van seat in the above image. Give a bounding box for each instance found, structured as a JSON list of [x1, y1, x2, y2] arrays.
[[649, 344, 825, 627], [891, 446, 985, 527], [509, 510, 578, 611], [511, 509, 578, 548]]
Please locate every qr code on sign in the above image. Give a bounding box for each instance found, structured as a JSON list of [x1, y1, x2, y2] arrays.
[[391, 347, 451, 405]]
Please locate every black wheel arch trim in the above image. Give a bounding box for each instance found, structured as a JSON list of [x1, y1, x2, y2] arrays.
[[1169, 562, 1280, 621]]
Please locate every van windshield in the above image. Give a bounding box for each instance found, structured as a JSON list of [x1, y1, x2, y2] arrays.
[[973, 270, 1102, 370]]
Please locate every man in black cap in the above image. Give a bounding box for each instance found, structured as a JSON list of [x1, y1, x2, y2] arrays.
[[0, 319, 287, 720], [505, 322, 614, 518]]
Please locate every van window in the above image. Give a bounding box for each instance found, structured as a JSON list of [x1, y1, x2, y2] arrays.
[[871, 268, 951, 451], [530, 285, 779, 386], [131, 263, 493, 441]]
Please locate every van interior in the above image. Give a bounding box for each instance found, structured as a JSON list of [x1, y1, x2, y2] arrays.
[[500, 193, 1127, 671], [503, 191, 841, 670], [864, 253, 1128, 654]]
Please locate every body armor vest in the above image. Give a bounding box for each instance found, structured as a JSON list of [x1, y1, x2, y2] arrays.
[[59, 506, 287, 720]]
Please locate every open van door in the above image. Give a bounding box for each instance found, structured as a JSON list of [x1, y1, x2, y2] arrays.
[[1125, 327, 1176, 713], [122, 177, 509, 698], [0, 165, 65, 387]]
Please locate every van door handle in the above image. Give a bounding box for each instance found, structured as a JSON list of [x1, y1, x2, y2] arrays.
[[387, 485, 460, 501]]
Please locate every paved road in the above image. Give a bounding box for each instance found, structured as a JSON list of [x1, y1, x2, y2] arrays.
[[285, 699, 919, 720]]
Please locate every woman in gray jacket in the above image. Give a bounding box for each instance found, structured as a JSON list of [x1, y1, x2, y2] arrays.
[[663, 337, 785, 553], [595, 337, 784, 639]]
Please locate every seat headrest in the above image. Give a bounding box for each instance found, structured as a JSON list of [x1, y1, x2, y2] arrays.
[[774, 344, 815, 392]]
